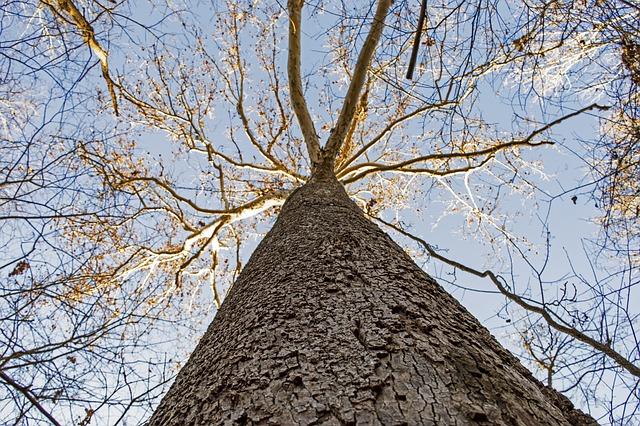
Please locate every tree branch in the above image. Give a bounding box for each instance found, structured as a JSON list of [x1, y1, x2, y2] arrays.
[[336, 99, 460, 175], [0, 371, 62, 426], [342, 155, 495, 184], [287, 0, 322, 166], [323, 0, 393, 167], [340, 103, 609, 183], [340, 140, 551, 183], [41, 0, 119, 115]]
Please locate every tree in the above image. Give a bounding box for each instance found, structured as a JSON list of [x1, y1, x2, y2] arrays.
[[1, 0, 638, 424], [148, 167, 599, 424], [144, 0, 630, 422]]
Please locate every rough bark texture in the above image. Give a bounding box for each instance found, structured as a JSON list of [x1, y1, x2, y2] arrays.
[[149, 173, 596, 425]]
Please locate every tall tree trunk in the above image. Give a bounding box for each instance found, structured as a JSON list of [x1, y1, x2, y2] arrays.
[[150, 173, 595, 425]]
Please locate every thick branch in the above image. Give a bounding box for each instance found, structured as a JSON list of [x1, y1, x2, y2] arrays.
[[287, 0, 322, 166], [374, 217, 640, 379], [342, 155, 495, 184], [340, 103, 609, 183], [152, 191, 289, 257], [341, 140, 552, 183], [119, 191, 290, 289], [42, 0, 119, 115], [323, 0, 393, 167], [228, 12, 301, 179], [406, 0, 428, 80]]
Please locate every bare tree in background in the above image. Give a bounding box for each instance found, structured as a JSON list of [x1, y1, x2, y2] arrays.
[[1, 2, 186, 424], [1, 0, 638, 424]]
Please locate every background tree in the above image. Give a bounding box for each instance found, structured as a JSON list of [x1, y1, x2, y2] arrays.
[[1, 1, 184, 423], [1, 0, 637, 424]]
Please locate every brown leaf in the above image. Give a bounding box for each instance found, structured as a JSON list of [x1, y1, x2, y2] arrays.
[[8, 260, 30, 277]]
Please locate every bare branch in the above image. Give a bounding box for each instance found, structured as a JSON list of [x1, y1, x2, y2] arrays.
[[41, 0, 119, 115], [336, 99, 461, 175], [323, 0, 393, 167], [287, 0, 322, 166], [341, 140, 552, 183], [340, 103, 608, 182], [0, 371, 62, 426]]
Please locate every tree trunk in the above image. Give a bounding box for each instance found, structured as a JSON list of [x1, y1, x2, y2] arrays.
[[149, 173, 596, 425]]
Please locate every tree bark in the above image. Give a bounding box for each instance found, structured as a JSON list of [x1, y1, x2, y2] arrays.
[[149, 173, 596, 425]]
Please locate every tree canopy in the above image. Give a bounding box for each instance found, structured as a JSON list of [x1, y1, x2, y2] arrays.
[[1, 0, 638, 424]]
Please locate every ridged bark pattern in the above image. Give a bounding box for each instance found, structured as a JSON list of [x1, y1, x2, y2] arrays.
[[149, 175, 596, 425]]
